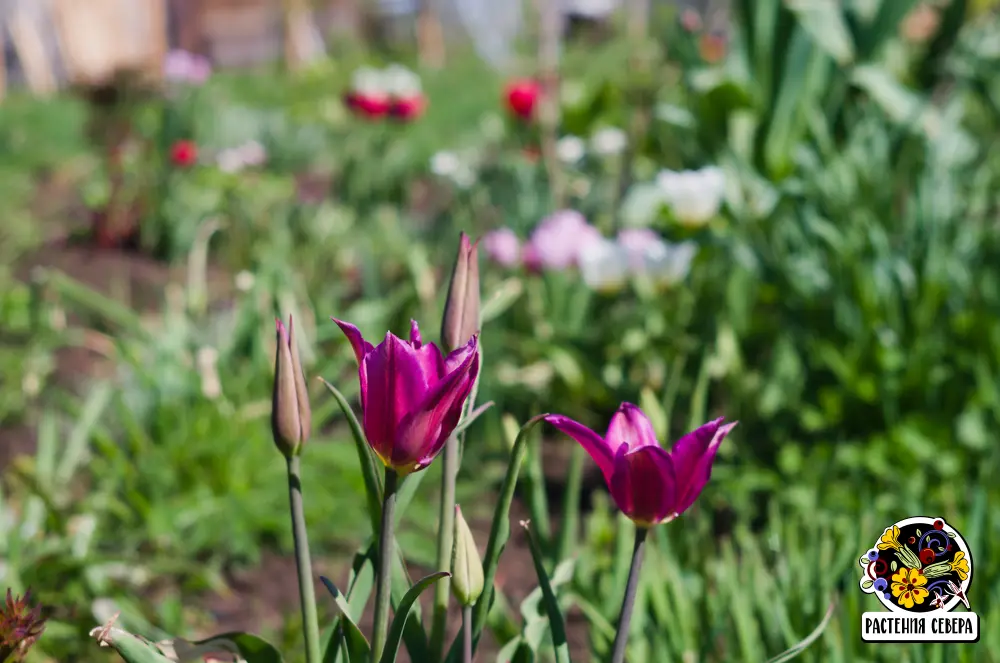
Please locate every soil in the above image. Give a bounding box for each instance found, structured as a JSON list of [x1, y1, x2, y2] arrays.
[[5, 239, 596, 662]]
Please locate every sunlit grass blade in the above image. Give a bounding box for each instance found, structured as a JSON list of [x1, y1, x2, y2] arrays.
[[521, 521, 571, 663], [766, 599, 837, 663], [380, 572, 450, 663]]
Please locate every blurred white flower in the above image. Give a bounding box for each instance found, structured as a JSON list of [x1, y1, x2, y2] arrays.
[[616, 228, 662, 270], [578, 237, 631, 293], [590, 127, 628, 156], [556, 135, 586, 164], [526, 210, 603, 271], [217, 148, 243, 173], [382, 64, 422, 97], [640, 240, 698, 287], [430, 151, 461, 177], [234, 270, 255, 291], [239, 140, 267, 166], [351, 66, 387, 95], [656, 166, 726, 227]]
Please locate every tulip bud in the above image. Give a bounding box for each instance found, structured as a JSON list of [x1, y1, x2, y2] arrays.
[[441, 232, 481, 353], [451, 505, 484, 607], [271, 316, 311, 458]]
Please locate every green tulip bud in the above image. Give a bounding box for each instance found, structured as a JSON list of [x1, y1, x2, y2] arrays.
[[451, 505, 484, 607]]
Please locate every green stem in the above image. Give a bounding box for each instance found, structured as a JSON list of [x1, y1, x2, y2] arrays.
[[462, 605, 473, 663], [610, 526, 649, 663], [287, 456, 322, 663], [429, 432, 459, 661], [372, 468, 399, 663]]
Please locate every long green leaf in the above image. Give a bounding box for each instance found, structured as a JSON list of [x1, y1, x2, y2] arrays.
[[320, 378, 382, 534], [766, 599, 837, 663], [521, 522, 571, 663], [321, 577, 372, 663], [379, 572, 450, 663], [166, 633, 285, 663], [445, 414, 549, 662]]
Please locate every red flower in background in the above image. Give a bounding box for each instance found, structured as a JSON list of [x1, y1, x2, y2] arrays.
[[505, 79, 541, 120], [390, 94, 427, 122], [170, 140, 198, 167], [345, 91, 391, 119]]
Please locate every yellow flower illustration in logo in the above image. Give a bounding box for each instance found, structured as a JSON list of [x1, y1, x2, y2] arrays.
[[950, 551, 970, 581], [878, 525, 902, 551], [891, 567, 929, 609]]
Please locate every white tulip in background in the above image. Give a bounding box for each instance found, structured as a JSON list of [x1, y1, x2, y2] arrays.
[[590, 126, 628, 156], [639, 239, 699, 287], [556, 135, 586, 164], [351, 66, 388, 96], [216, 140, 268, 174], [578, 237, 632, 293], [382, 64, 422, 97], [430, 151, 477, 189], [656, 166, 727, 227]]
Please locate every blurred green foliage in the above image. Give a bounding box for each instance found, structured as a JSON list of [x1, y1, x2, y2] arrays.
[[2, 1, 1000, 661]]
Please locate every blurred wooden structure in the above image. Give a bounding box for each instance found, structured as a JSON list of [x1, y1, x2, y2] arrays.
[[52, 0, 167, 86]]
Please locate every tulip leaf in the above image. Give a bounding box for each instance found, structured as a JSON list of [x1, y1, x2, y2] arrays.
[[445, 414, 549, 663], [89, 624, 175, 663], [394, 471, 428, 526], [765, 600, 836, 663], [391, 547, 430, 659], [521, 521, 572, 663], [379, 572, 450, 663], [452, 401, 495, 438], [480, 277, 524, 324], [320, 577, 371, 663], [320, 378, 382, 533], [162, 633, 285, 663]]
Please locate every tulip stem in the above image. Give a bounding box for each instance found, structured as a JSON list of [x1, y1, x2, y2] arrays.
[[429, 431, 459, 661], [462, 604, 473, 663], [611, 526, 648, 663], [372, 468, 399, 663], [287, 455, 322, 663]]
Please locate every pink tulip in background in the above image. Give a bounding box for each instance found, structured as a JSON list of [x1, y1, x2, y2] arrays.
[[525, 210, 603, 270], [481, 228, 522, 268], [616, 228, 663, 270], [332, 318, 480, 476], [545, 404, 737, 527]]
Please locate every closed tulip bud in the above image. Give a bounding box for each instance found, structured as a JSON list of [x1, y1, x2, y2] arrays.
[[441, 232, 481, 353], [271, 316, 311, 458], [451, 505, 484, 606]]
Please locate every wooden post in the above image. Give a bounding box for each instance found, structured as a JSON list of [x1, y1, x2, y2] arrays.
[[7, 2, 58, 95], [147, 0, 168, 82], [0, 22, 7, 102], [536, 0, 565, 208], [416, 0, 445, 69], [284, 0, 324, 71]]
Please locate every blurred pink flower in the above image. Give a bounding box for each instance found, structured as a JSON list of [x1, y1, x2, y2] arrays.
[[525, 210, 602, 271], [482, 228, 521, 268], [164, 50, 211, 85], [617, 228, 662, 269]]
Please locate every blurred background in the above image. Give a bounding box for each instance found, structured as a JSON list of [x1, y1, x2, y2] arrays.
[[2, 0, 1000, 661]]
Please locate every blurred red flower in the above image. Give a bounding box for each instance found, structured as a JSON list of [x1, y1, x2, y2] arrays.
[[170, 140, 198, 167], [389, 95, 427, 122], [505, 79, 541, 120], [345, 92, 391, 119]]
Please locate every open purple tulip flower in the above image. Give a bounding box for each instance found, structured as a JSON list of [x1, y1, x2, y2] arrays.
[[333, 318, 480, 477], [545, 404, 737, 527]]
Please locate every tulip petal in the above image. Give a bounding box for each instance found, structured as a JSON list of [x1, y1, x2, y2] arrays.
[[393, 339, 480, 472], [609, 444, 676, 526], [605, 403, 660, 453], [409, 319, 423, 347], [543, 415, 614, 484], [668, 417, 724, 483], [673, 420, 737, 516], [361, 332, 437, 460], [332, 318, 374, 366], [443, 334, 478, 374]]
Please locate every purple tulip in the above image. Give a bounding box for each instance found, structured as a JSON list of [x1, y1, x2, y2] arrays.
[[545, 404, 737, 527], [332, 318, 480, 476]]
